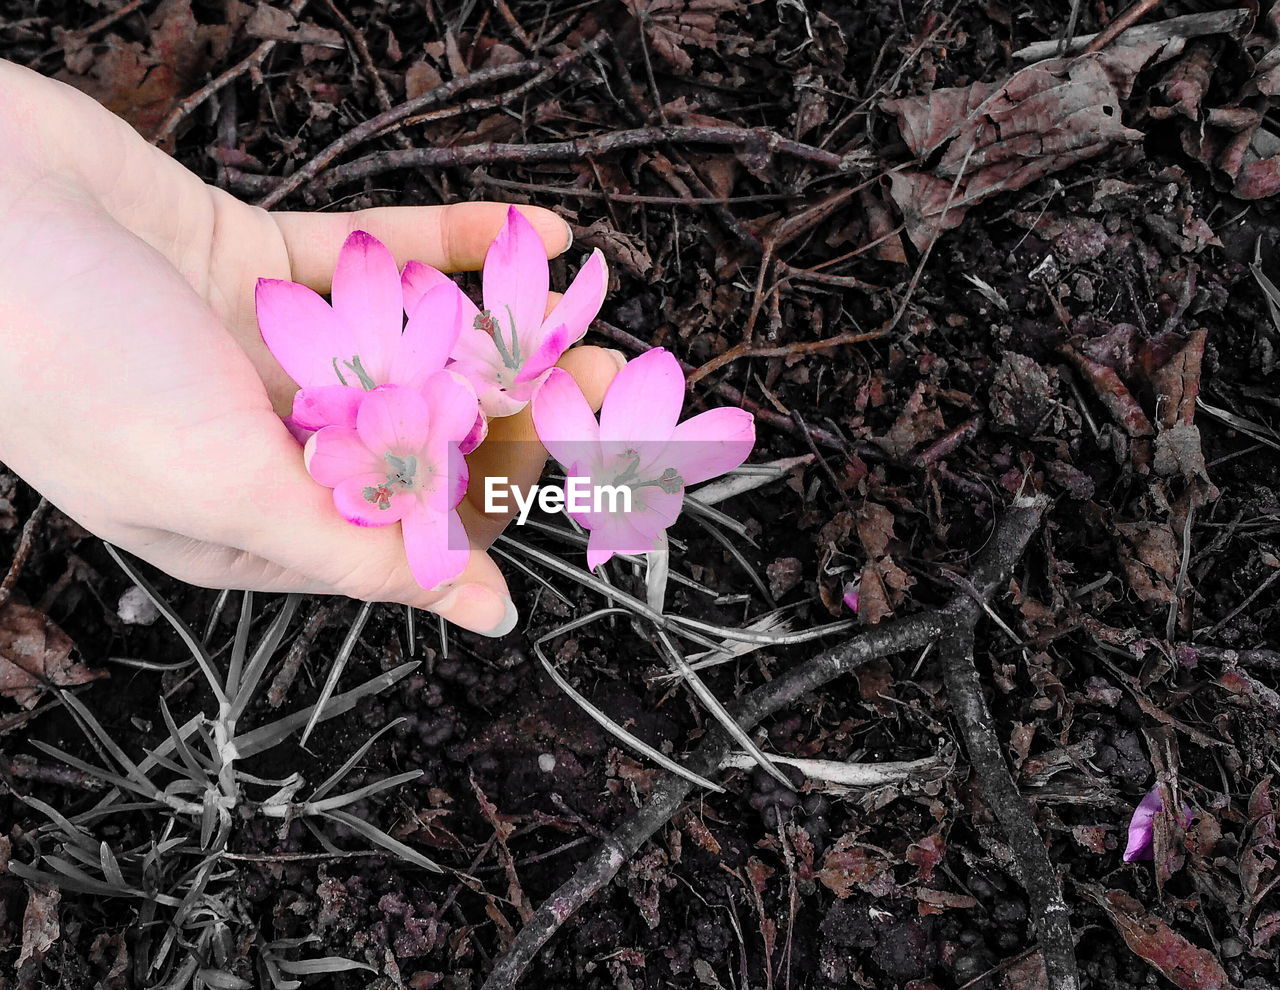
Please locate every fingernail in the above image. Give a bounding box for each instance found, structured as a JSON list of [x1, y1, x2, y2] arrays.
[[604, 348, 628, 372], [429, 584, 517, 637], [561, 218, 575, 253]]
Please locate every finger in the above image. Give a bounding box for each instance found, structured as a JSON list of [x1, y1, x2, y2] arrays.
[[112, 527, 334, 594], [459, 345, 626, 547], [177, 408, 517, 635], [123, 524, 516, 637], [271, 203, 573, 289]]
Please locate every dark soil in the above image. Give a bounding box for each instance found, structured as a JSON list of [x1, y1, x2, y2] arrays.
[[3, 2, 1280, 989]]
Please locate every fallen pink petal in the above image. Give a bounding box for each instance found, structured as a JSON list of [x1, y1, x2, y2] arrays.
[[842, 581, 861, 613], [531, 347, 755, 570], [1124, 785, 1194, 862], [405, 206, 608, 417]]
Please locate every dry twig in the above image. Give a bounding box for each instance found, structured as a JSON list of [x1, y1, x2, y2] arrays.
[[482, 496, 1059, 989], [256, 49, 589, 208], [1083, 0, 1165, 54], [308, 126, 862, 201], [0, 497, 50, 612]]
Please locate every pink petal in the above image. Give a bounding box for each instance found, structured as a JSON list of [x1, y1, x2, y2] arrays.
[[305, 426, 382, 487], [450, 360, 530, 418], [420, 370, 480, 446], [599, 347, 685, 445], [514, 324, 572, 384], [291, 384, 362, 431], [842, 582, 861, 612], [402, 504, 470, 590], [444, 444, 470, 511], [281, 416, 312, 446], [585, 514, 654, 570], [629, 487, 683, 534], [459, 410, 488, 456], [667, 407, 756, 486], [1124, 786, 1193, 862], [356, 385, 432, 455], [330, 231, 403, 381], [543, 248, 608, 345], [256, 278, 347, 388], [532, 368, 601, 472], [401, 259, 454, 315], [483, 206, 549, 343], [451, 324, 504, 371], [392, 282, 469, 388], [333, 474, 408, 526], [1123, 788, 1162, 862]]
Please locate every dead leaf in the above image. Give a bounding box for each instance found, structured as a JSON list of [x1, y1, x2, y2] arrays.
[[0, 603, 105, 708], [1114, 522, 1180, 606], [766, 557, 803, 598], [855, 502, 916, 625], [18, 884, 60, 970], [999, 953, 1048, 990], [1082, 885, 1239, 990], [906, 831, 945, 884], [574, 220, 653, 279], [623, 0, 740, 74], [405, 60, 445, 100], [883, 47, 1174, 250], [817, 834, 896, 899], [874, 382, 946, 457], [245, 4, 342, 47], [55, 0, 226, 139], [1240, 777, 1280, 921]]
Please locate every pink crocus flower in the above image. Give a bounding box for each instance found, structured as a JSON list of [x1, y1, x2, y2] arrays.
[[402, 206, 608, 418], [531, 347, 755, 570], [842, 580, 861, 613], [1124, 785, 1194, 862], [304, 382, 476, 590], [256, 230, 483, 449]]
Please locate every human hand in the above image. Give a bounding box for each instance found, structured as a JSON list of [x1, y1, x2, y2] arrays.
[[0, 59, 623, 635]]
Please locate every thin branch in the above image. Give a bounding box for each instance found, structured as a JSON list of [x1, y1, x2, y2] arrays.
[[255, 50, 587, 208], [481, 496, 1051, 989], [310, 126, 864, 199], [1082, 0, 1165, 54], [0, 497, 50, 611], [939, 620, 1079, 990]]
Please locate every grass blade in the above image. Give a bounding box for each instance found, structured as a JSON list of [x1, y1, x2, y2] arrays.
[[320, 809, 442, 872], [229, 594, 302, 723], [103, 543, 228, 706], [234, 662, 417, 758], [534, 610, 723, 793], [308, 718, 406, 802], [299, 600, 373, 748], [225, 591, 254, 699], [652, 626, 791, 789]]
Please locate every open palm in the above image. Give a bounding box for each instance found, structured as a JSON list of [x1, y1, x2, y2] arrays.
[[0, 59, 620, 635]]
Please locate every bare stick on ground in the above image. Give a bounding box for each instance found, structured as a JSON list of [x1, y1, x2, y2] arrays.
[[255, 51, 586, 208], [310, 125, 864, 200], [0, 497, 50, 612], [482, 496, 1071, 990], [1083, 0, 1164, 54], [939, 627, 1079, 990]]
